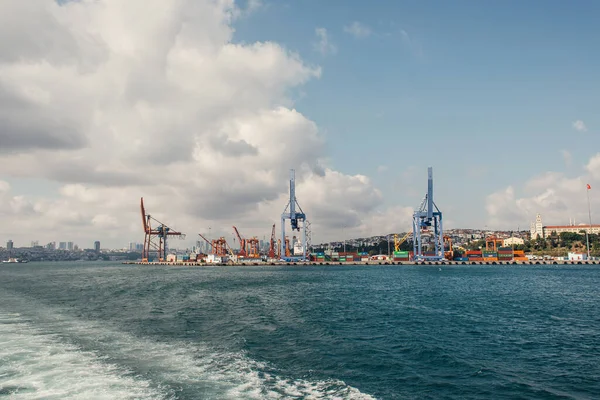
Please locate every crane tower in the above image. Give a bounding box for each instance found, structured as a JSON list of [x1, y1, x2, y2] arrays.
[[140, 198, 185, 262], [412, 167, 444, 261], [281, 169, 308, 261]]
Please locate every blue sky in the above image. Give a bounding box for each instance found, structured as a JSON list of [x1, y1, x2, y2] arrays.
[[234, 0, 600, 227]]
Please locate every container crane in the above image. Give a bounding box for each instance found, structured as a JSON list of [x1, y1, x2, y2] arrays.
[[140, 197, 185, 262], [281, 169, 308, 260], [412, 167, 444, 261], [197, 233, 229, 257], [247, 237, 260, 258]]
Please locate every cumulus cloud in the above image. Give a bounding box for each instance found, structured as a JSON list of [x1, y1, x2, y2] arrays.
[[485, 153, 600, 229], [313, 27, 336, 55], [343, 21, 371, 38], [0, 0, 394, 247], [573, 120, 587, 132]]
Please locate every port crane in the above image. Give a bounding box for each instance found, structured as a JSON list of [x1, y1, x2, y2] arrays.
[[394, 232, 412, 251], [268, 224, 276, 258], [197, 233, 236, 261], [280, 169, 308, 261], [232, 226, 247, 257], [247, 237, 260, 258], [140, 197, 185, 262], [412, 167, 444, 261]]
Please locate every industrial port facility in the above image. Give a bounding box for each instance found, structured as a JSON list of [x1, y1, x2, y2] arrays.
[[133, 167, 564, 266]]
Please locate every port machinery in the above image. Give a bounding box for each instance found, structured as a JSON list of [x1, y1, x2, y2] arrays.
[[140, 197, 185, 262], [412, 167, 444, 261], [280, 169, 310, 261], [394, 232, 412, 251]]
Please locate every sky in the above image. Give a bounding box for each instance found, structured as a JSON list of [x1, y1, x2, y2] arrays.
[[1, 0, 600, 249]]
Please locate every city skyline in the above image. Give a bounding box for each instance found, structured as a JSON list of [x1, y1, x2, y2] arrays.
[[1, 0, 599, 248]]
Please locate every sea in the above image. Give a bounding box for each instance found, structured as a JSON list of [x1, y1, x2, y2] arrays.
[[1, 262, 599, 399]]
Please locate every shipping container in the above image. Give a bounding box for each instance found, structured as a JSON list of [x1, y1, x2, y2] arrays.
[[454, 257, 469, 261]]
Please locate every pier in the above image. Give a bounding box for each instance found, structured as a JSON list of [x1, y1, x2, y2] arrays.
[[123, 260, 600, 267]]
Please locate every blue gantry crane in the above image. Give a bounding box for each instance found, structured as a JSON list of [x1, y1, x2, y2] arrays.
[[280, 169, 308, 261], [412, 167, 444, 261]]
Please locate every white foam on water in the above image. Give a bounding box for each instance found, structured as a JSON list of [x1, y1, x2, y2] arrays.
[[0, 297, 377, 399], [0, 313, 168, 400]]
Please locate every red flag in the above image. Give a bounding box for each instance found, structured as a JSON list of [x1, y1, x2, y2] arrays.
[[587, 183, 591, 190]]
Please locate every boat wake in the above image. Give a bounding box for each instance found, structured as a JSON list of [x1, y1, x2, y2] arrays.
[[0, 294, 375, 399]]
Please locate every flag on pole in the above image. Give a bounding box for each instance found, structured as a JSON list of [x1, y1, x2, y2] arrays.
[[587, 183, 592, 190]]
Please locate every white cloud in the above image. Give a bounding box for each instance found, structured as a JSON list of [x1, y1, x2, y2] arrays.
[[0, 0, 396, 248], [573, 120, 587, 132], [343, 21, 371, 38], [313, 27, 336, 55], [485, 153, 600, 230]]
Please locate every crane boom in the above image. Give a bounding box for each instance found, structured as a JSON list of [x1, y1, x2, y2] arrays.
[[232, 226, 247, 257], [268, 223, 276, 258], [141, 197, 148, 233]]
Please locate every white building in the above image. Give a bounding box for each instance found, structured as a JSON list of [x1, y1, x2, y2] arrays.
[[503, 237, 525, 246], [568, 252, 587, 261], [530, 213, 600, 239]]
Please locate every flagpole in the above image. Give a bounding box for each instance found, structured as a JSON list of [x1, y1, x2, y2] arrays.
[[586, 184, 592, 259]]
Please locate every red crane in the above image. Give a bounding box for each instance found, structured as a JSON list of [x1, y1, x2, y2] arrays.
[[198, 233, 228, 257], [268, 224, 276, 258], [247, 237, 260, 258], [232, 226, 247, 257], [140, 197, 185, 262]]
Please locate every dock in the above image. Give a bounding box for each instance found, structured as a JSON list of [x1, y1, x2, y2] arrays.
[[122, 260, 600, 267]]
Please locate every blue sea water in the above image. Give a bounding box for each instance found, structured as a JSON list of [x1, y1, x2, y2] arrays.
[[1, 263, 599, 399]]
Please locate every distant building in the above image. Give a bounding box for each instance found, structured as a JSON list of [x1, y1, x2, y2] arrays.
[[530, 213, 600, 239], [59, 242, 67, 250], [31, 240, 39, 247], [503, 237, 525, 247], [6, 240, 13, 250], [46, 242, 56, 250], [94, 241, 101, 252], [67, 242, 74, 251]]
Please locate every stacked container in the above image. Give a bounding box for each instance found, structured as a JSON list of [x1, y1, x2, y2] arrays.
[[316, 252, 325, 262], [393, 251, 410, 262], [466, 250, 483, 261], [482, 250, 498, 261], [497, 247, 514, 261]]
